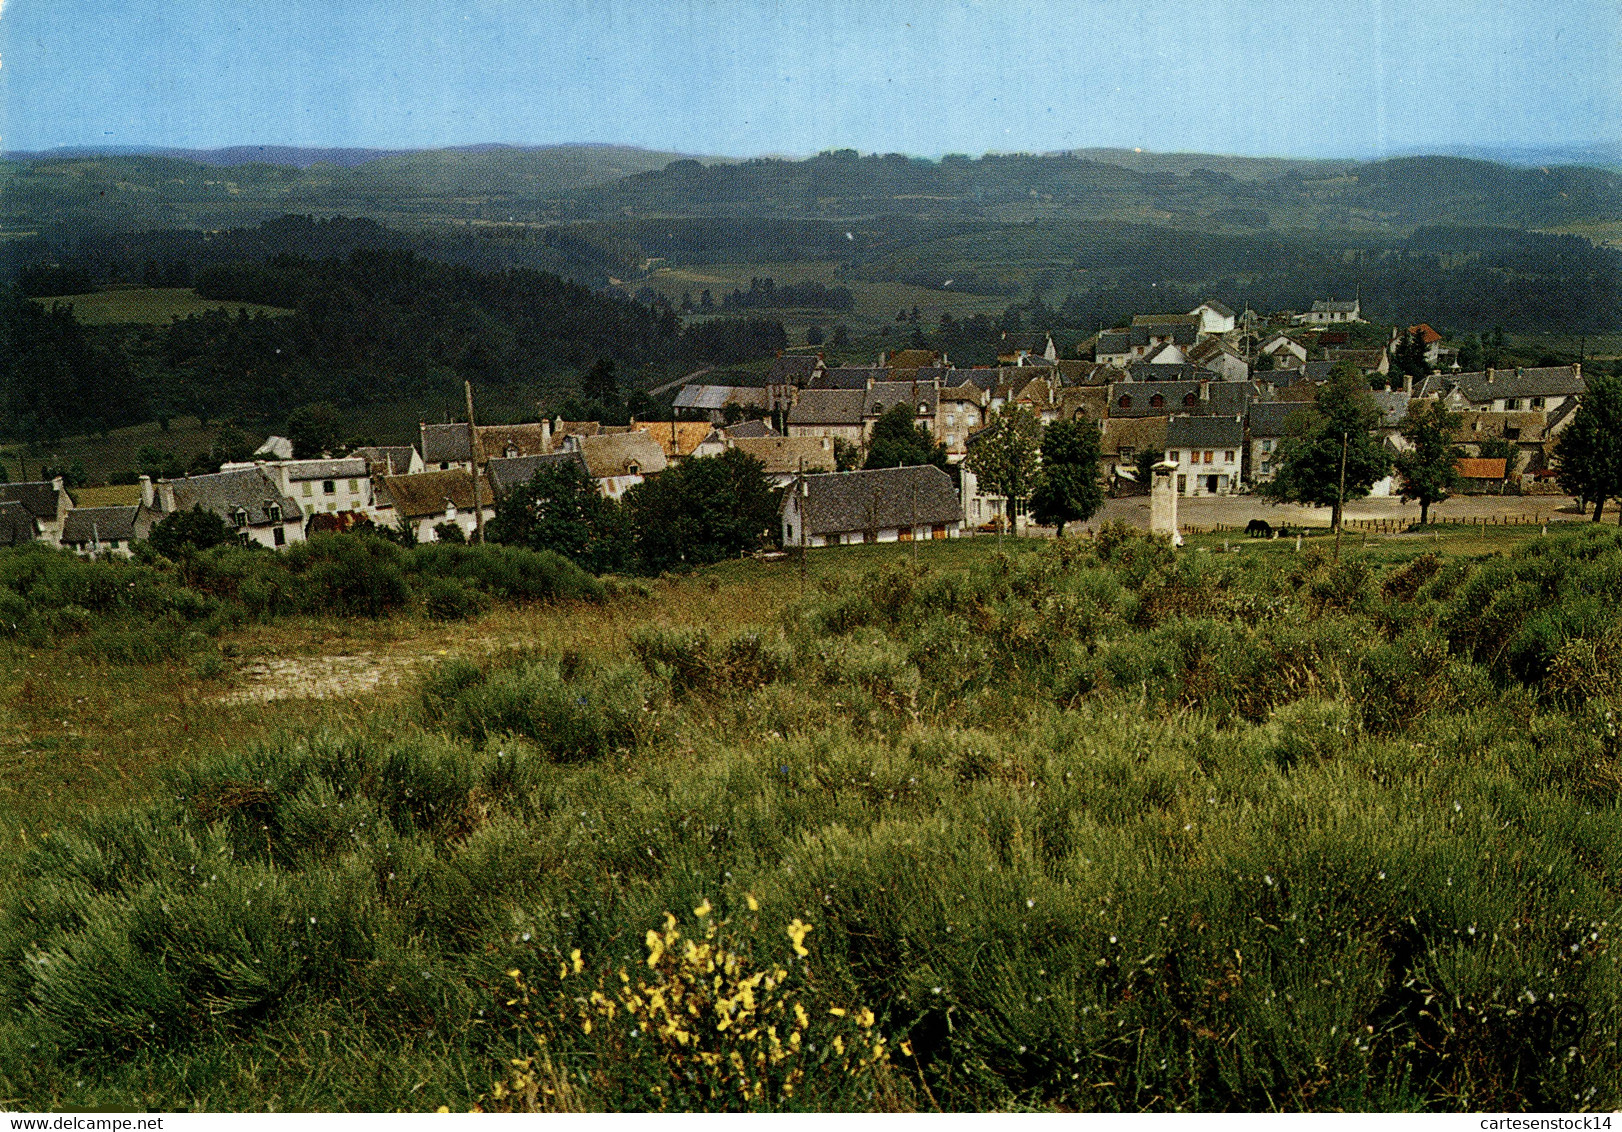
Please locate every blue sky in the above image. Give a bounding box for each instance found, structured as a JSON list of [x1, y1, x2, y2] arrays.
[[3, 0, 1617, 159]]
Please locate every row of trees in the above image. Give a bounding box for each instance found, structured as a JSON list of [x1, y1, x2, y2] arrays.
[[486, 448, 779, 575]]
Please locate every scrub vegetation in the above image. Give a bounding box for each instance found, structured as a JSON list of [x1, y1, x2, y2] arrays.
[[1, 525, 1620, 1111]]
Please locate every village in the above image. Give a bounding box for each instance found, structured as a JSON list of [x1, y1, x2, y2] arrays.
[[0, 297, 1594, 560]]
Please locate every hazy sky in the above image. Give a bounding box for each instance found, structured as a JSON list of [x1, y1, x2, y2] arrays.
[[3, 0, 1618, 159]]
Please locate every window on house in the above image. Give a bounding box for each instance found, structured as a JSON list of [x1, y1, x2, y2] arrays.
[[1262, 439, 1274, 452], [1261, 461, 1271, 475], [273, 527, 286, 547], [1120, 445, 1134, 459], [1118, 395, 1133, 409], [322, 480, 335, 495], [1149, 394, 1165, 408], [1204, 451, 1214, 464], [1532, 396, 1545, 409], [267, 504, 281, 523], [1506, 399, 1521, 411], [233, 509, 248, 529], [1224, 451, 1234, 463], [347, 479, 359, 493], [1184, 393, 1198, 407], [302, 483, 312, 497]]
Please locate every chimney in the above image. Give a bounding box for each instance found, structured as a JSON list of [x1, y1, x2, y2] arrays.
[[541, 418, 552, 451], [1403, 370, 1413, 395], [1574, 362, 1582, 380], [50, 475, 64, 494], [1199, 379, 1210, 402], [139, 474, 154, 509], [157, 480, 176, 513], [1486, 368, 1495, 384]]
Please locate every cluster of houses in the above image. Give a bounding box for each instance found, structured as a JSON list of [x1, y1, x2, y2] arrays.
[[0, 297, 1590, 559]]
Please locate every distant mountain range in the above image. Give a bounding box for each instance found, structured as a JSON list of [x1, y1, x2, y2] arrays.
[[0, 141, 723, 171]]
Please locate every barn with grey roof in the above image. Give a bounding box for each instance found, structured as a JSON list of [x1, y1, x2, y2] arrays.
[[781, 465, 962, 548]]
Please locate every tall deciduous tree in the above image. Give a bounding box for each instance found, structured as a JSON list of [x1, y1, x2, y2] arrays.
[[487, 459, 627, 573], [1258, 362, 1391, 530], [1393, 398, 1462, 525], [966, 407, 1042, 534], [1556, 373, 1622, 522], [1030, 419, 1104, 537], [864, 404, 946, 470], [623, 448, 777, 573]]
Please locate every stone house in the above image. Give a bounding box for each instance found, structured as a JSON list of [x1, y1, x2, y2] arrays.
[[1294, 299, 1362, 325], [0, 479, 74, 547], [781, 465, 962, 548], [376, 470, 495, 542], [137, 468, 305, 550], [726, 436, 836, 487], [60, 505, 138, 559], [1165, 415, 1245, 496], [1099, 416, 1169, 486]]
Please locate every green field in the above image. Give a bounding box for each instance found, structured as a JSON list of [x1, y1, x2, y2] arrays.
[[649, 260, 1011, 339], [3, 523, 1622, 1111], [31, 286, 294, 325]]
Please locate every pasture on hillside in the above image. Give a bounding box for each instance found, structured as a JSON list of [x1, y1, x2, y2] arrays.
[[31, 286, 293, 326]]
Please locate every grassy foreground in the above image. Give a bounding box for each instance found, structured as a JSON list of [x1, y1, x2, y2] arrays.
[[1, 526, 1620, 1112]]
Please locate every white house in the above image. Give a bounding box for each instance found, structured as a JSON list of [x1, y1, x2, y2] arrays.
[[1165, 415, 1244, 496], [1189, 300, 1236, 337], [376, 470, 496, 542], [1294, 299, 1362, 325], [137, 468, 305, 550], [781, 465, 963, 548]]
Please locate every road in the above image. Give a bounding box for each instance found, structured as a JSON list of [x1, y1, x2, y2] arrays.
[[1019, 491, 1592, 536]]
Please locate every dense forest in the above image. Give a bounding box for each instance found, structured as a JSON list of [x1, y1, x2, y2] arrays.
[[0, 251, 786, 443]]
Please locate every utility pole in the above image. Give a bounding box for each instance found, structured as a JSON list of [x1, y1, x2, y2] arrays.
[[1333, 430, 1348, 560], [797, 457, 808, 600], [464, 380, 485, 545]]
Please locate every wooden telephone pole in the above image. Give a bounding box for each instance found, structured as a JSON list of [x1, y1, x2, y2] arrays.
[[465, 380, 485, 545]]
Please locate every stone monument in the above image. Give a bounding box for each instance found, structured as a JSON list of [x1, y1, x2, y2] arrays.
[[1149, 459, 1183, 546]]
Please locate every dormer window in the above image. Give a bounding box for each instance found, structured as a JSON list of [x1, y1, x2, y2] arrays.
[[626, 461, 640, 476], [233, 508, 248, 529], [1183, 393, 1199, 407], [506, 443, 518, 457], [1149, 394, 1165, 408], [1118, 395, 1133, 409], [267, 504, 282, 523]]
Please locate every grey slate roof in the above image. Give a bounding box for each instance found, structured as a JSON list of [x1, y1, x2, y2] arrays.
[[673, 384, 769, 411], [729, 436, 836, 476], [865, 381, 939, 417], [162, 468, 302, 526], [769, 354, 823, 383], [486, 452, 587, 498], [1109, 381, 1251, 418], [279, 457, 368, 482], [1095, 330, 1131, 355], [1370, 391, 1416, 428], [795, 465, 961, 536], [1126, 362, 1207, 382], [1194, 300, 1235, 318], [1129, 314, 1200, 347], [723, 418, 779, 439], [61, 506, 138, 545], [811, 367, 886, 389], [1248, 401, 1313, 438], [1167, 415, 1244, 449], [0, 501, 37, 547], [350, 446, 417, 476], [420, 423, 473, 465], [1449, 367, 1586, 404], [1311, 300, 1360, 314], [787, 389, 866, 426], [0, 482, 65, 522]]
